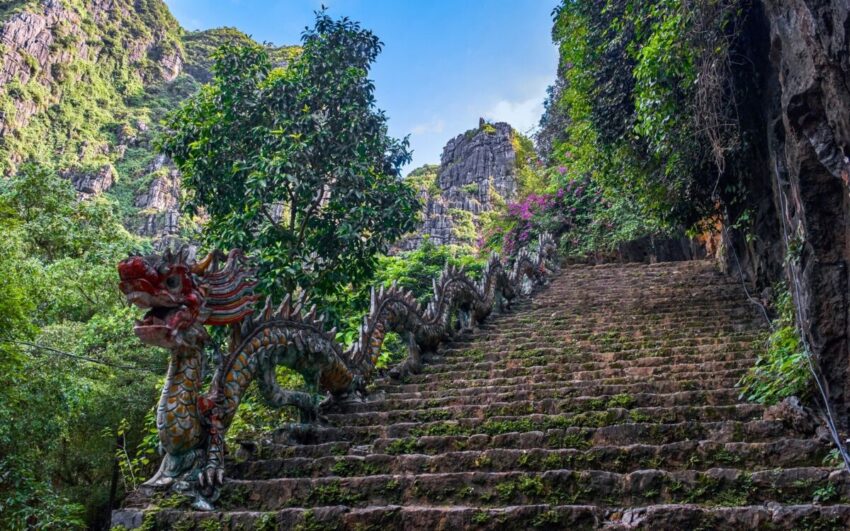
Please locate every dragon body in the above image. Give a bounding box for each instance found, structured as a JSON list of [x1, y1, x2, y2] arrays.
[[117, 235, 556, 509]]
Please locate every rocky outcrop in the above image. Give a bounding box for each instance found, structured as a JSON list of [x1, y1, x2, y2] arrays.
[[0, 0, 85, 136], [763, 0, 850, 420], [134, 155, 182, 239], [439, 120, 518, 204], [400, 120, 522, 250], [61, 164, 116, 197], [725, 1, 850, 421], [0, 0, 183, 143]]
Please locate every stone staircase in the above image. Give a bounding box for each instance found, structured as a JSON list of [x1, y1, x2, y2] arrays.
[[116, 260, 850, 530]]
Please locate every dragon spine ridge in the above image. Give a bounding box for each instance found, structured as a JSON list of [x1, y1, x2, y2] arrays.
[[117, 233, 556, 509]]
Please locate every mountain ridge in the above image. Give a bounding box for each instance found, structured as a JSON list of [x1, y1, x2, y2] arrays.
[[0, 0, 298, 244]]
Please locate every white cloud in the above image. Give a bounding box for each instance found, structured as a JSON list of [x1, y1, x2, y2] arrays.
[[484, 97, 544, 135], [483, 78, 551, 135], [411, 118, 446, 135]]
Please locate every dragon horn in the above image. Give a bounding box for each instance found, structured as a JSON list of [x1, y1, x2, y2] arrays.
[[191, 252, 216, 275]]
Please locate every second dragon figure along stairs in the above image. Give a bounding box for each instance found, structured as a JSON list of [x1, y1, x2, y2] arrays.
[[124, 260, 850, 530]]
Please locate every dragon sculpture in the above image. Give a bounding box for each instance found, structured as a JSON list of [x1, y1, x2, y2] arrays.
[[117, 235, 556, 509]]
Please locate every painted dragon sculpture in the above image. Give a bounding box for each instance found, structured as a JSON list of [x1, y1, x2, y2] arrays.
[[117, 235, 556, 509]]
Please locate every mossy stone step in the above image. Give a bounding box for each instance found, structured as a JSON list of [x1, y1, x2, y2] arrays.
[[377, 377, 752, 400], [384, 369, 748, 394], [115, 502, 850, 531], [422, 349, 757, 374], [340, 388, 743, 414], [402, 358, 754, 385], [214, 467, 850, 511], [228, 438, 831, 480], [323, 396, 759, 427]]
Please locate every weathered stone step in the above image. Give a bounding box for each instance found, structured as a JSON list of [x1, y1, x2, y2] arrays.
[[215, 467, 849, 511], [431, 344, 760, 370], [402, 358, 754, 385], [476, 317, 762, 334], [340, 388, 743, 414], [229, 439, 830, 480], [528, 291, 752, 306], [603, 503, 850, 531], [314, 404, 767, 442], [422, 349, 757, 375], [377, 376, 747, 400], [488, 311, 761, 329], [452, 336, 762, 356], [324, 391, 752, 425], [384, 368, 748, 394], [259, 419, 813, 459], [115, 502, 850, 531], [111, 504, 600, 531], [449, 334, 762, 353]]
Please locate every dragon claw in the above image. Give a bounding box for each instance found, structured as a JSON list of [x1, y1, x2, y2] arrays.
[[198, 463, 224, 489]]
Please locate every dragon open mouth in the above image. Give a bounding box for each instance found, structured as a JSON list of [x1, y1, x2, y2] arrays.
[[138, 306, 178, 327]]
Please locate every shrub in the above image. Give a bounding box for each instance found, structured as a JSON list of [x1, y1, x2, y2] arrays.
[[739, 286, 811, 404]]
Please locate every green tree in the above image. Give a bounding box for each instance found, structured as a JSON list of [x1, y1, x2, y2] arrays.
[[161, 12, 419, 299], [0, 165, 163, 529]]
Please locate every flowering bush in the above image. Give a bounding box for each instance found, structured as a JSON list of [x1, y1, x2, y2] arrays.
[[484, 167, 661, 260]]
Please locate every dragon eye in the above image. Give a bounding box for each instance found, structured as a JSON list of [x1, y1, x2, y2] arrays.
[[166, 276, 181, 290]]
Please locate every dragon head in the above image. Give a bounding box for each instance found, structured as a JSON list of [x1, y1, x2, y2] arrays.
[[118, 248, 258, 350]]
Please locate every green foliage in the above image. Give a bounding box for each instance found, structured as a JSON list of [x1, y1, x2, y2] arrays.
[[739, 286, 812, 404], [161, 12, 419, 301], [226, 367, 306, 443], [449, 208, 477, 243], [489, 169, 662, 259], [0, 0, 186, 176], [328, 240, 484, 366], [373, 239, 484, 303], [549, 0, 743, 228], [0, 165, 163, 529], [405, 164, 441, 197], [182, 27, 302, 83]]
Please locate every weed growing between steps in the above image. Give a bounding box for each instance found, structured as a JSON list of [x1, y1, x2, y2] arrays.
[[739, 285, 812, 405]]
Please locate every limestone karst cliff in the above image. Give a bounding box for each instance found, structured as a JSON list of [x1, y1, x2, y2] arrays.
[[400, 120, 533, 250], [711, 0, 850, 421], [0, 0, 297, 245]]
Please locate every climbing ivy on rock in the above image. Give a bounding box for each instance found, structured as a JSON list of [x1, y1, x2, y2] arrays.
[[548, 0, 745, 228]]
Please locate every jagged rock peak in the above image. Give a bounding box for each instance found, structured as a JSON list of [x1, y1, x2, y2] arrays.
[[398, 120, 529, 251]]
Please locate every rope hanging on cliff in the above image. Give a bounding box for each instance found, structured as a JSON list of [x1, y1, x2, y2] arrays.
[[771, 160, 850, 474], [713, 160, 850, 474]]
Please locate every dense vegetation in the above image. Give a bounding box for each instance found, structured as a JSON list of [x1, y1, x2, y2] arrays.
[[543, 0, 746, 226], [542, 0, 808, 403], [161, 13, 419, 302], [0, 166, 161, 528], [0, 2, 298, 528]]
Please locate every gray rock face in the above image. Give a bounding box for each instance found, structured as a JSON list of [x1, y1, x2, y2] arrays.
[[0, 1, 83, 137], [730, 0, 850, 420], [0, 0, 183, 146], [61, 164, 116, 197], [762, 0, 850, 420], [399, 121, 520, 250], [134, 156, 182, 238], [439, 121, 518, 202]]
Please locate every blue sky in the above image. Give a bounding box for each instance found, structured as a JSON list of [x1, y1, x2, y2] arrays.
[[164, 0, 560, 172]]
